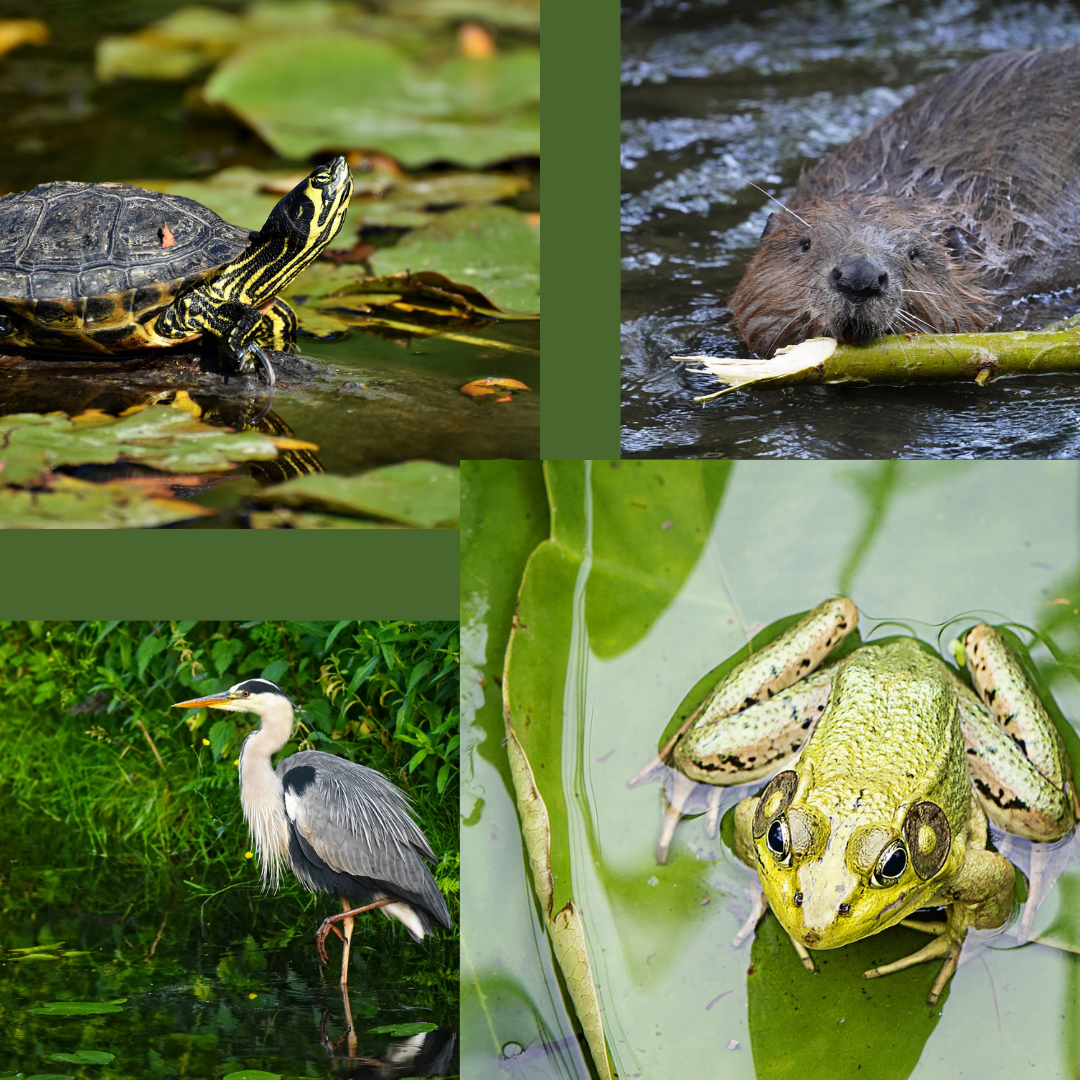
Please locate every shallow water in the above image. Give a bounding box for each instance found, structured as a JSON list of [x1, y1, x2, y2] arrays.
[[1, 856, 458, 1079], [621, 0, 1080, 458]]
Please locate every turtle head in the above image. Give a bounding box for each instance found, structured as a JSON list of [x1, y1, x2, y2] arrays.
[[254, 156, 353, 266]]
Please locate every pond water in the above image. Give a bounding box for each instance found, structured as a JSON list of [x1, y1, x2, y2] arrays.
[[621, 0, 1080, 458], [463, 460, 1080, 1079], [1, 852, 459, 1079], [0, 0, 538, 523]]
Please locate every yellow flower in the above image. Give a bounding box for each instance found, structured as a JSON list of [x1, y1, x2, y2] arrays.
[[202, 738, 210, 746], [248, 993, 257, 999], [245, 851, 253, 859]]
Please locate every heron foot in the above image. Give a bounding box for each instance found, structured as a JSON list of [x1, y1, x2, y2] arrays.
[[315, 897, 396, 967]]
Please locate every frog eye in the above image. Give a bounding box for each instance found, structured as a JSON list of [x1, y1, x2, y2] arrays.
[[766, 818, 792, 866], [870, 841, 908, 887]]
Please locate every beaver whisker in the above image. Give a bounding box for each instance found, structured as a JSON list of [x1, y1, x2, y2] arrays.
[[744, 181, 813, 231], [764, 311, 808, 359]]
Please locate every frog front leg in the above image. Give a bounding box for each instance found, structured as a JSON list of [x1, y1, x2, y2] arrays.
[[864, 798, 1017, 1005], [634, 597, 857, 862]]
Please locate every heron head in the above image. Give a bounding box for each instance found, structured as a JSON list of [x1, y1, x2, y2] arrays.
[[174, 679, 294, 715]]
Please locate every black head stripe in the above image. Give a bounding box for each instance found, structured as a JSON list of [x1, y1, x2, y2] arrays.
[[230, 678, 292, 701]]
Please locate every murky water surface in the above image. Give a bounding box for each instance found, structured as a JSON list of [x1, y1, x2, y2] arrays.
[[1, 856, 458, 1079], [621, 0, 1080, 458]]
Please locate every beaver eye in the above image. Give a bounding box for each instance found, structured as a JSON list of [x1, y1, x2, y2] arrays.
[[766, 818, 792, 866], [871, 841, 908, 887], [800, 238, 811, 252], [908, 248, 918, 262]]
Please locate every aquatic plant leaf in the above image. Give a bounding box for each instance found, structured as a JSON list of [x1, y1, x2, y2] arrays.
[[221, 1072, 280, 1080], [204, 35, 540, 167], [0, 477, 213, 529], [24, 1073, 75, 1080], [12, 952, 60, 961], [51, 1051, 115, 1064], [28, 1001, 124, 1015], [247, 508, 400, 529], [369, 205, 539, 313], [257, 463, 460, 529], [748, 913, 940, 1078], [0, 407, 285, 488], [96, 34, 211, 81], [367, 1021, 437, 1035]]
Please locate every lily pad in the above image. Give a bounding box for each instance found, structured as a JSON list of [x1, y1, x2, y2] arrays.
[[248, 508, 401, 529], [221, 1072, 280, 1080], [0, 407, 286, 488], [257, 462, 460, 529], [367, 1021, 438, 1035], [204, 34, 540, 168], [0, 477, 213, 529], [28, 1001, 125, 1016], [369, 205, 539, 313], [51, 1052, 115, 1065]]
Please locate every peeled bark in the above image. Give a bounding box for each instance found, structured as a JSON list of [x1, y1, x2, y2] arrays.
[[675, 328, 1080, 399]]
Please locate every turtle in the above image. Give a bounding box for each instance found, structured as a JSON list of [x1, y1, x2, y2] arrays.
[[0, 156, 353, 386]]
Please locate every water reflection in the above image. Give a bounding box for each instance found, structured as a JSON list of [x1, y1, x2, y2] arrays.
[[1, 858, 458, 1079]]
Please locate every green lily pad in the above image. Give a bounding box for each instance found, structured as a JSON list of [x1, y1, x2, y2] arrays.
[[51, 1052, 116, 1065], [0, 407, 286, 488], [748, 914, 940, 1079], [28, 1001, 125, 1016], [367, 1021, 438, 1036], [369, 205, 539, 313], [248, 508, 402, 529], [257, 462, 460, 529], [0, 477, 213, 529], [221, 1072, 280, 1080], [204, 34, 540, 168], [96, 35, 211, 81], [388, 0, 540, 28], [25, 1074, 75, 1080]]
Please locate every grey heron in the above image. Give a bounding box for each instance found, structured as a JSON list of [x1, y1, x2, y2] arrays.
[[174, 678, 452, 987]]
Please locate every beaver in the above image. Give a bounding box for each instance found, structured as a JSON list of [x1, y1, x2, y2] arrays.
[[730, 46, 1080, 357]]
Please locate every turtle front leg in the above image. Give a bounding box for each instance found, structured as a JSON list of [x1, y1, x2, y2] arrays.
[[156, 292, 284, 384]]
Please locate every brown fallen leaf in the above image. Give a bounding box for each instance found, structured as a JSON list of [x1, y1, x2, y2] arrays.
[[321, 241, 376, 264], [0, 19, 48, 58], [460, 377, 532, 400], [458, 21, 497, 58]]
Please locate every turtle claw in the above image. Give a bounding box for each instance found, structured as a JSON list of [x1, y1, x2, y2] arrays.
[[241, 343, 276, 388]]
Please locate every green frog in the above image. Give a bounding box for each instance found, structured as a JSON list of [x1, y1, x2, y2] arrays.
[[652, 597, 1078, 1004]]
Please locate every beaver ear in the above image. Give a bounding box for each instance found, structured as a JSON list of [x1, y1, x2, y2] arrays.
[[760, 212, 782, 239], [942, 225, 967, 261]]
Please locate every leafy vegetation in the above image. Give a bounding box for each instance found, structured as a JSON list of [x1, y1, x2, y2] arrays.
[[0, 620, 458, 890]]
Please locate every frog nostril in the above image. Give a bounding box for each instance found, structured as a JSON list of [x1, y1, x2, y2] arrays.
[[794, 892, 803, 906], [838, 902, 851, 915]]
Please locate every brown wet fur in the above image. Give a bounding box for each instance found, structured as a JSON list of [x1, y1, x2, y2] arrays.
[[731, 46, 1080, 356]]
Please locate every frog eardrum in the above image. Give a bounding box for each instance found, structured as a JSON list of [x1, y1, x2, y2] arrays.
[[637, 597, 1079, 1005]]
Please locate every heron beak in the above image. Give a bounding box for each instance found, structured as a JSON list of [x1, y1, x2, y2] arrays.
[[173, 692, 240, 709]]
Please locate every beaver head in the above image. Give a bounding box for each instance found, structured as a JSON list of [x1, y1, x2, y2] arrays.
[[729, 195, 1000, 357]]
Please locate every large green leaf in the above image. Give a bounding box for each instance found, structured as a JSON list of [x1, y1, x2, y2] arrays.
[[461, 463, 594, 1080], [369, 205, 539, 314], [204, 35, 540, 168], [256, 462, 459, 528], [0, 477, 213, 529], [475, 460, 1080, 1080], [0, 408, 285, 487]]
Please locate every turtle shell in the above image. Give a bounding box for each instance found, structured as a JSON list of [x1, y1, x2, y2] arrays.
[[0, 181, 253, 350]]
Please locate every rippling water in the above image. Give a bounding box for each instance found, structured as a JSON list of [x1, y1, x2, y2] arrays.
[[621, 0, 1080, 458]]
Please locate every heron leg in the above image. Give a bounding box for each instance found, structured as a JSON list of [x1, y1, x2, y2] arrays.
[[339, 899, 355, 990], [316, 897, 396, 967]]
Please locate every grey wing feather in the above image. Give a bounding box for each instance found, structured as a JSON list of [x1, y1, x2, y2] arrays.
[[277, 750, 450, 926]]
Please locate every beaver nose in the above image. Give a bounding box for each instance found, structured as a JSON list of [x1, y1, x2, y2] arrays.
[[830, 256, 889, 300]]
